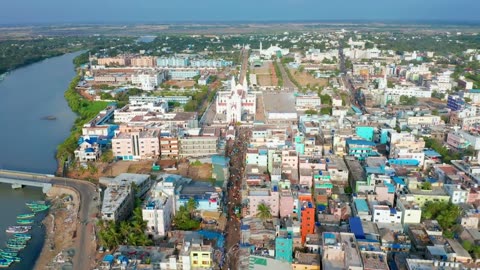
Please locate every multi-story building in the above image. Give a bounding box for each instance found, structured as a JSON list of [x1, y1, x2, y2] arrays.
[[384, 86, 432, 105], [169, 69, 200, 80], [300, 200, 315, 244], [247, 186, 279, 218], [112, 130, 160, 160], [129, 95, 192, 105], [295, 94, 321, 110], [156, 56, 190, 67], [396, 195, 422, 226], [387, 131, 425, 166], [322, 232, 363, 270], [101, 181, 134, 222], [142, 182, 173, 237], [346, 139, 377, 161], [179, 136, 218, 157], [160, 136, 179, 158], [246, 148, 268, 167], [275, 233, 293, 263], [130, 56, 156, 67], [97, 56, 132, 66], [114, 102, 169, 123], [131, 71, 167, 91], [371, 204, 402, 224], [407, 115, 441, 127], [447, 95, 466, 111], [444, 184, 468, 204]]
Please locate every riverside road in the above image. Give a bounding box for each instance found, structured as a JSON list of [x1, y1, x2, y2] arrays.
[[0, 170, 97, 270]]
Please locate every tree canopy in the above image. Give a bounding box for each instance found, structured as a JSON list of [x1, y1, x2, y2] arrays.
[[422, 201, 461, 238]]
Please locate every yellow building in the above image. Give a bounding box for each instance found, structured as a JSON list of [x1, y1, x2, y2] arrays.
[[292, 252, 320, 270], [190, 244, 213, 269]]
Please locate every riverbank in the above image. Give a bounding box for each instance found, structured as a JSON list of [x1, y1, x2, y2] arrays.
[[34, 186, 80, 270], [56, 72, 109, 175]]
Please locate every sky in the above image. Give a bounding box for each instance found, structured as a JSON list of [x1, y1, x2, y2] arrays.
[[0, 0, 479, 25]]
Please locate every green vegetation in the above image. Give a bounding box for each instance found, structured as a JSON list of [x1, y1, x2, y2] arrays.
[[399, 95, 418, 105], [272, 60, 284, 87], [183, 86, 214, 114], [423, 137, 462, 164], [420, 182, 432, 190], [464, 97, 472, 103], [98, 207, 152, 249], [190, 160, 203, 166], [462, 240, 480, 259], [305, 109, 318, 115], [256, 203, 272, 221], [173, 198, 201, 230], [421, 201, 461, 238], [344, 186, 353, 194], [282, 63, 301, 89], [57, 74, 109, 165], [320, 107, 332, 115], [319, 94, 332, 105], [0, 36, 134, 75]]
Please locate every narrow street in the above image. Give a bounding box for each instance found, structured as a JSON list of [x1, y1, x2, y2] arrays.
[[223, 128, 250, 270]]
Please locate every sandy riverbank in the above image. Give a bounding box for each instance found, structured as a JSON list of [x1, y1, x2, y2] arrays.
[[34, 186, 80, 270]]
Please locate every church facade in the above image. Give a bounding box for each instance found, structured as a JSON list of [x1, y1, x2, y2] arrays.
[[216, 77, 256, 123]]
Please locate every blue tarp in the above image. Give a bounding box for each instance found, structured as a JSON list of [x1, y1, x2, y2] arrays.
[[103, 254, 114, 263], [349, 217, 365, 239]]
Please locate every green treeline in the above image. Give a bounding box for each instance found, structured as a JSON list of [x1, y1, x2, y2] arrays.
[[56, 74, 109, 164], [273, 60, 283, 87]]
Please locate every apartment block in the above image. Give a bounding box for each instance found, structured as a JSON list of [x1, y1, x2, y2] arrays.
[[160, 136, 179, 158], [112, 130, 160, 160], [179, 136, 218, 157]]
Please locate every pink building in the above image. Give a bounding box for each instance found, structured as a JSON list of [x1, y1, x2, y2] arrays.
[[298, 157, 326, 187], [112, 130, 160, 160], [130, 56, 156, 67], [248, 187, 279, 218], [282, 150, 299, 170], [279, 189, 294, 218]]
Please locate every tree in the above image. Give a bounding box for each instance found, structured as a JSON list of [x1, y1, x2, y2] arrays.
[[186, 197, 198, 217], [422, 201, 461, 238], [399, 95, 418, 105], [420, 182, 432, 190], [256, 203, 272, 221], [464, 97, 472, 103], [305, 109, 318, 115], [100, 150, 114, 163], [173, 205, 200, 230]]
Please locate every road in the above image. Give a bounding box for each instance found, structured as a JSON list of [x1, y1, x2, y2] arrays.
[[338, 44, 367, 113], [223, 128, 250, 270], [0, 170, 97, 270], [275, 59, 296, 90], [239, 48, 249, 83]]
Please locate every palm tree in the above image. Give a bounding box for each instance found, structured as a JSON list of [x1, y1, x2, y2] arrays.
[[186, 197, 198, 217], [256, 203, 272, 221], [119, 221, 130, 240]]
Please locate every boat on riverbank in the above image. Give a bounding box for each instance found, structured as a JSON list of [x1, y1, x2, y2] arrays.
[[17, 219, 34, 225], [6, 243, 25, 250], [26, 201, 46, 207], [31, 205, 50, 212], [13, 233, 31, 240], [0, 251, 18, 257], [17, 213, 35, 219], [0, 259, 11, 268], [6, 226, 31, 233], [1, 255, 21, 262]]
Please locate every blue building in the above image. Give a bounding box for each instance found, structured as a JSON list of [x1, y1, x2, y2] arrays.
[[355, 126, 375, 141], [156, 56, 190, 67], [447, 95, 465, 111], [169, 70, 200, 80], [177, 180, 219, 212], [346, 139, 377, 160], [275, 234, 293, 263]]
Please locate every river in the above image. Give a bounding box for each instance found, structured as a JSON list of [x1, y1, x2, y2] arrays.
[[0, 52, 80, 269]]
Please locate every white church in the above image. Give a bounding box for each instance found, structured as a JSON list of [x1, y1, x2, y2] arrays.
[[259, 42, 290, 59], [216, 77, 256, 123]]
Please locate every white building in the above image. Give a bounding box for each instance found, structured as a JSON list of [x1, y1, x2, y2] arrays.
[[295, 94, 321, 110], [74, 139, 102, 162], [259, 42, 290, 59], [396, 196, 422, 226], [114, 102, 169, 123], [384, 86, 432, 105], [216, 77, 256, 123], [407, 115, 442, 127], [444, 184, 468, 204], [372, 204, 402, 224], [131, 71, 166, 91], [143, 182, 174, 237]]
